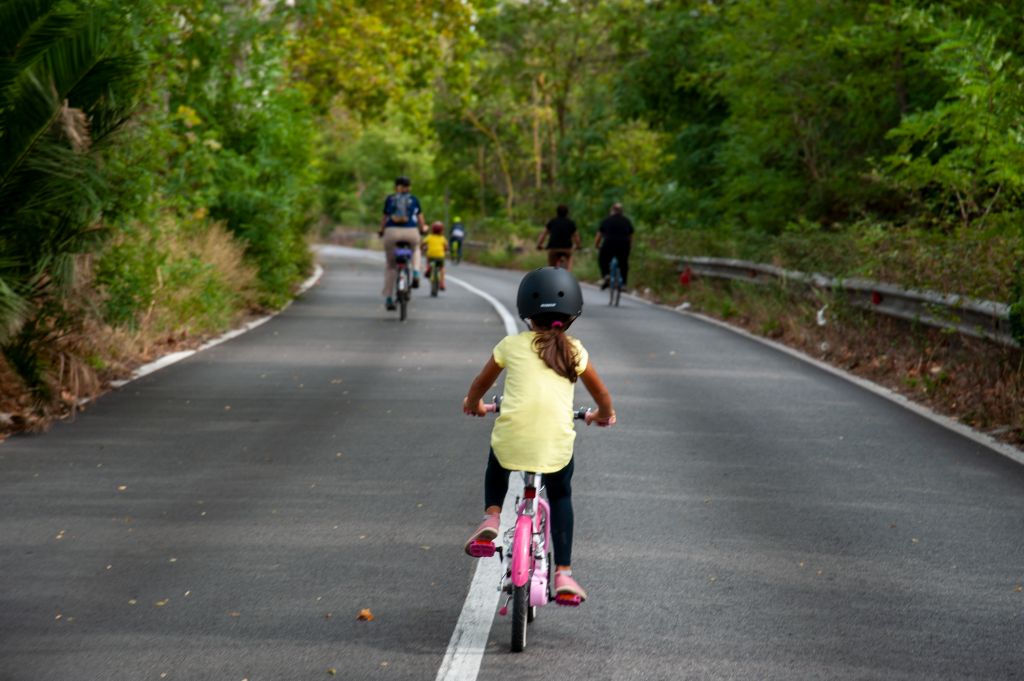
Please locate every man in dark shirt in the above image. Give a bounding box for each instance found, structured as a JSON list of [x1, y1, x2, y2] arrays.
[[595, 203, 634, 288], [536, 204, 581, 270]]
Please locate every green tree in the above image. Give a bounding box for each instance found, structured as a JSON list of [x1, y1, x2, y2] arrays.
[[0, 0, 138, 395]]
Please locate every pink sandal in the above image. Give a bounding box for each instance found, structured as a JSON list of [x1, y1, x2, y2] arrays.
[[554, 571, 587, 604], [464, 514, 500, 557]]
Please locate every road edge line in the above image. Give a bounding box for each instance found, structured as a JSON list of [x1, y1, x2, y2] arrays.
[[104, 264, 324, 391], [649, 296, 1024, 467], [436, 274, 520, 681]]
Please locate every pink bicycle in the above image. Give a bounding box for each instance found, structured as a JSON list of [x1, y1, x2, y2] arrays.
[[467, 397, 601, 652]]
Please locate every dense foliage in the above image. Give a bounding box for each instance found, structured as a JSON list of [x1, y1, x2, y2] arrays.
[[2, 0, 1023, 411]]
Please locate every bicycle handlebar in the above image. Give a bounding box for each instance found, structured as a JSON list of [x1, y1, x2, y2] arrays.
[[481, 396, 614, 427]]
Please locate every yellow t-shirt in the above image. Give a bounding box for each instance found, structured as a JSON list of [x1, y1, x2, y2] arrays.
[[423, 234, 448, 260], [490, 331, 589, 473]]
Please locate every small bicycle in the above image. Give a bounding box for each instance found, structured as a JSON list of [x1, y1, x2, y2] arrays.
[[392, 240, 414, 321], [429, 257, 444, 297], [608, 256, 622, 307], [468, 397, 603, 652]]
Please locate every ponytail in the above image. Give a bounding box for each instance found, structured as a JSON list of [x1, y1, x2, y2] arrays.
[[530, 315, 579, 382]]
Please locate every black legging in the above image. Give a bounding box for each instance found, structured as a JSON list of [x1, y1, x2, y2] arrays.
[[484, 449, 575, 566], [599, 243, 630, 285]]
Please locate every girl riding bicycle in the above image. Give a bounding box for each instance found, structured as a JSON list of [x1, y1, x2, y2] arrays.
[[462, 267, 615, 602]]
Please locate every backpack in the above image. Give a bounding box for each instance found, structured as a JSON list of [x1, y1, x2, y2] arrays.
[[451, 223, 465, 239], [389, 193, 414, 225]]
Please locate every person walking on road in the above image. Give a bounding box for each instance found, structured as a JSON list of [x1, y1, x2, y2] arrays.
[[596, 202, 634, 289], [462, 267, 616, 602], [380, 176, 427, 310], [536, 204, 581, 270]]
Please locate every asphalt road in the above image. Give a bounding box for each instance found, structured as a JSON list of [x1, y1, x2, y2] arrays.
[[1, 249, 1022, 681]]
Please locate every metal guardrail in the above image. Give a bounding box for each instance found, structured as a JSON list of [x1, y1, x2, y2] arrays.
[[676, 256, 1017, 347]]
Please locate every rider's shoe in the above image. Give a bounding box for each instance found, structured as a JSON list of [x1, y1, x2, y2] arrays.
[[554, 570, 588, 602], [600, 276, 610, 290], [385, 296, 396, 311], [464, 513, 500, 555], [440, 282, 446, 291], [412, 271, 421, 289]]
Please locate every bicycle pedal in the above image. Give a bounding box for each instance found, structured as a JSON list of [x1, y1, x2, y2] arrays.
[[554, 593, 583, 607], [467, 540, 496, 558]]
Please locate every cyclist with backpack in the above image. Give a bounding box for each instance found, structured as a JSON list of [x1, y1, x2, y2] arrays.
[[380, 176, 427, 311]]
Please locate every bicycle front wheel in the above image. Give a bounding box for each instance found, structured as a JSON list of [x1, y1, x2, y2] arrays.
[[511, 582, 530, 652]]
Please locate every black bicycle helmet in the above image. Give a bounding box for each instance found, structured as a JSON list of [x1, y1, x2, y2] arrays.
[[395, 176, 411, 187], [516, 267, 583, 322]]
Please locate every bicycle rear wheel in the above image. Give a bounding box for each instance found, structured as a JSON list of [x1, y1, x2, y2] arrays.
[[511, 582, 529, 652], [609, 260, 620, 306], [396, 269, 409, 321]]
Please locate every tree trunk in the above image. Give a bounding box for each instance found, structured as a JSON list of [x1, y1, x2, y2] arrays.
[[477, 145, 487, 219], [466, 109, 515, 219]]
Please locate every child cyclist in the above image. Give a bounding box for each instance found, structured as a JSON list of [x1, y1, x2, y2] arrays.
[[462, 267, 615, 602], [421, 221, 449, 291]]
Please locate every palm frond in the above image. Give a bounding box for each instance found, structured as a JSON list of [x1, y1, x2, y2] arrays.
[[0, 0, 68, 93]]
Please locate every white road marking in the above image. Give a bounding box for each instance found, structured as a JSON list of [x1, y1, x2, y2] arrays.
[[684, 310, 1024, 466], [609, 284, 1023, 464], [436, 274, 523, 681]]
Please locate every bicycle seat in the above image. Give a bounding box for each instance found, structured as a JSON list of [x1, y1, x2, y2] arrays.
[[393, 241, 414, 262]]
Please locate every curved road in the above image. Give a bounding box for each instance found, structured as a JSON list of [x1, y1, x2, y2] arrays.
[[1, 249, 1022, 680]]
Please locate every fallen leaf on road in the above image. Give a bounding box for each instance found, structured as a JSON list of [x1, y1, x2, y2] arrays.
[[328, 669, 336, 676], [117, 485, 127, 492], [128, 599, 137, 605], [154, 599, 169, 607], [357, 608, 374, 621], [228, 611, 241, 617], [1015, 585, 1022, 593], [324, 612, 332, 620]]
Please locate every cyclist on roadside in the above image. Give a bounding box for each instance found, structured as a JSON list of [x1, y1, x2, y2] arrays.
[[536, 204, 581, 270], [462, 267, 616, 603], [422, 221, 449, 292], [596, 202, 634, 289], [449, 216, 466, 262], [380, 176, 427, 311]]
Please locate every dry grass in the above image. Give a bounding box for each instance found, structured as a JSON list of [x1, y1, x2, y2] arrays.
[[0, 221, 260, 438]]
